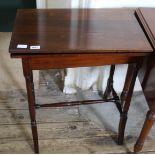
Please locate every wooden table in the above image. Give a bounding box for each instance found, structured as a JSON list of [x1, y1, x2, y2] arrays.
[[9, 9, 152, 153], [135, 8, 155, 153]]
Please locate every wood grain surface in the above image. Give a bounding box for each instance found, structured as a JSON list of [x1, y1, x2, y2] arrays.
[[9, 9, 152, 55]]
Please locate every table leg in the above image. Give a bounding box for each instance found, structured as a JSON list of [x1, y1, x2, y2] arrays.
[[103, 65, 115, 99], [141, 57, 154, 90], [22, 59, 39, 153], [134, 110, 155, 153], [118, 63, 141, 145], [103, 65, 122, 114]]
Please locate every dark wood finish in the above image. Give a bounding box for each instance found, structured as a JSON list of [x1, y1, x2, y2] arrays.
[[36, 99, 116, 108], [118, 63, 142, 144], [134, 110, 155, 153], [9, 9, 151, 55], [9, 9, 153, 153], [135, 8, 155, 153], [103, 65, 122, 114], [22, 58, 39, 153], [11, 53, 148, 70]]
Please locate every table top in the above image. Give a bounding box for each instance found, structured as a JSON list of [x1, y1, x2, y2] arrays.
[[136, 8, 155, 49], [9, 9, 152, 55]]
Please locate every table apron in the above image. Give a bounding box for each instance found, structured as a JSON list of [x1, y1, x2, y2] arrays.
[[28, 54, 144, 70]]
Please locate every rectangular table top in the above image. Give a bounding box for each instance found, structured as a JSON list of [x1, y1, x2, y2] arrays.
[[136, 8, 155, 49], [9, 9, 152, 55]]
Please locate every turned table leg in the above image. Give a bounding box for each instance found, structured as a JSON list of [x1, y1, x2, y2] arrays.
[[118, 63, 141, 145], [22, 58, 39, 153], [134, 110, 155, 153]]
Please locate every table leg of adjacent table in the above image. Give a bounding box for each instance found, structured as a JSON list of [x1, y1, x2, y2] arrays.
[[22, 57, 141, 153], [134, 57, 155, 153], [134, 110, 155, 153]]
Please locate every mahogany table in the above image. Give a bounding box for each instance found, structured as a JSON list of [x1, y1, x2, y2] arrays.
[[9, 9, 152, 153], [134, 8, 155, 153]]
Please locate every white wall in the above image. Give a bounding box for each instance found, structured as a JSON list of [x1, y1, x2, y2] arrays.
[[38, 0, 155, 8], [36, 0, 47, 8]]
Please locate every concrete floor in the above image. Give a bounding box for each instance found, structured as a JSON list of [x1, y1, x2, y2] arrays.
[[0, 32, 39, 90], [0, 69, 155, 153]]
